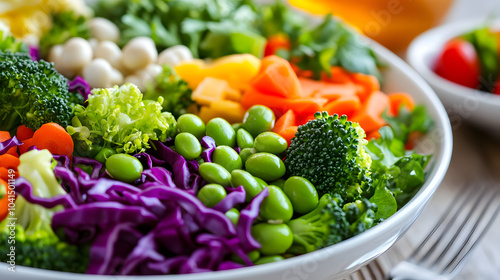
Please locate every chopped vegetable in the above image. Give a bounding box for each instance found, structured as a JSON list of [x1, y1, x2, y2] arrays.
[[33, 122, 74, 157]]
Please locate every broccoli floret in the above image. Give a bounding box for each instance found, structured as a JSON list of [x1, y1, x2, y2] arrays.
[[287, 194, 350, 254], [144, 65, 195, 118], [343, 199, 377, 237], [0, 223, 88, 273], [0, 51, 83, 132], [0, 31, 28, 53], [285, 112, 373, 202]]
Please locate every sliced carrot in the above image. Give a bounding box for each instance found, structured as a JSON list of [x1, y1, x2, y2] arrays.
[[16, 125, 34, 141], [299, 77, 357, 100], [296, 113, 317, 126], [0, 154, 20, 170], [19, 138, 34, 155], [252, 55, 302, 98], [323, 95, 362, 119], [366, 130, 381, 140], [388, 92, 416, 116], [0, 131, 18, 156], [273, 110, 296, 134], [32, 122, 74, 157], [260, 55, 286, 72], [264, 34, 291, 57], [0, 178, 8, 221], [0, 168, 7, 182], [322, 67, 352, 84], [351, 91, 390, 133], [241, 87, 328, 117], [351, 73, 380, 102]]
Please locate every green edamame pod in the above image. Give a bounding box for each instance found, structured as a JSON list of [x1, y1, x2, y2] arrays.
[[105, 154, 143, 183], [245, 152, 286, 181], [251, 223, 293, 255], [242, 105, 275, 137], [259, 185, 293, 222], [177, 114, 206, 140], [283, 176, 319, 214], [206, 118, 236, 147], [231, 169, 264, 202], [199, 162, 232, 186], [236, 128, 254, 149], [225, 208, 240, 225], [254, 132, 287, 155], [197, 184, 227, 208], [254, 255, 285, 265], [212, 146, 242, 173], [95, 147, 116, 164], [239, 147, 256, 164], [270, 179, 286, 190], [254, 177, 268, 188], [175, 132, 202, 160]]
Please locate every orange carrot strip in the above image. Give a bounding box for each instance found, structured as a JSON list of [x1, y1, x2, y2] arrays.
[[351, 73, 380, 102], [16, 125, 34, 141], [388, 92, 416, 116], [0, 154, 20, 169], [252, 55, 302, 98], [0, 178, 8, 221], [32, 123, 74, 157], [351, 91, 390, 133], [0, 131, 18, 156], [323, 95, 362, 119], [366, 130, 381, 140], [322, 67, 352, 84], [273, 110, 297, 146], [19, 138, 34, 155]]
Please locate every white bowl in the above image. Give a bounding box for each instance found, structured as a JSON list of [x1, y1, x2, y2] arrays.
[[407, 18, 500, 138], [0, 39, 453, 279]]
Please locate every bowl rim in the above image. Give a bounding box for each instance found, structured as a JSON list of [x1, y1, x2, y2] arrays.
[[407, 17, 500, 107], [0, 38, 454, 279]]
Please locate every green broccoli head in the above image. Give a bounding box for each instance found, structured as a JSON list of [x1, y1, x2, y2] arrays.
[[287, 194, 350, 254], [285, 112, 373, 202], [0, 51, 82, 131], [343, 198, 377, 237]]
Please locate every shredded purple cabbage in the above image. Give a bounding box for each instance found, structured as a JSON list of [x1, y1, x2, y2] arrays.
[[0, 136, 22, 155], [68, 76, 91, 101], [200, 136, 216, 162], [73, 157, 103, 179], [29, 45, 40, 61], [213, 186, 246, 213]]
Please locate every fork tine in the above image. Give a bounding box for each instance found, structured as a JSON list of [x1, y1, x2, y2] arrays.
[[409, 184, 474, 263], [442, 189, 500, 276], [424, 184, 491, 268]]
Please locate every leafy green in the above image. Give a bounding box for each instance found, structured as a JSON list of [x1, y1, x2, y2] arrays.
[[67, 83, 177, 155], [369, 175, 397, 220], [144, 65, 195, 118], [0, 31, 28, 53], [382, 104, 434, 144], [462, 27, 499, 92], [39, 11, 91, 58]]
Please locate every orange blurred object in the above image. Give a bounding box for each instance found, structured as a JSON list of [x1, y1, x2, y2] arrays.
[[289, 0, 454, 52]]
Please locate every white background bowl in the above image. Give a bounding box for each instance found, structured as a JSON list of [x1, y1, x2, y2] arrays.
[[407, 18, 500, 138], [0, 38, 453, 279]]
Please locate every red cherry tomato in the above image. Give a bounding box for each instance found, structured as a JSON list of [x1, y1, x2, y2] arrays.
[[264, 34, 291, 57], [434, 38, 480, 89]]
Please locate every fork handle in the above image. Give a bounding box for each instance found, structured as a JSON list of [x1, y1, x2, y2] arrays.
[[390, 261, 450, 280]]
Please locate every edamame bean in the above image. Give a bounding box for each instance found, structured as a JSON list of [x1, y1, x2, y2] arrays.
[[197, 184, 227, 207], [106, 154, 143, 183], [212, 146, 242, 172], [95, 147, 116, 164], [225, 208, 240, 225], [259, 186, 293, 222], [254, 132, 287, 154], [206, 118, 236, 147], [270, 179, 286, 190], [254, 255, 285, 265], [243, 105, 275, 137], [231, 250, 260, 264], [177, 114, 206, 140], [236, 128, 254, 149], [175, 132, 202, 160], [231, 169, 264, 202], [283, 176, 319, 214], [245, 153, 285, 181], [239, 147, 256, 164], [254, 177, 268, 188], [232, 123, 242, 131], [251, 223, 293, 255], [199, 162, 232, 186]]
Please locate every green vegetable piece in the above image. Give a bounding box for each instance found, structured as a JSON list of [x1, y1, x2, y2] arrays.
[[254, 132, 287, 155], [197, 184, 227, 208], [94, 148, 117, 164], [283, 176, 319, 214], [270, 179, 286, 190], [254, 255, 285, 265], [206, 117, 236, 147], [236, 128, 254, 149], [177, 114, 206, 140], [231, 169, 264, 202], [232, 123, 242, 131], [251, 223, 293, 255], [105, 154, 144, 183], [243, 105, 275, 137], [212, 146, 242, 173], [259, 186, 293, 222], [175, 132, 202, 160], [231, 250, 260, 265], [239, 147, 256, 164], [254, 177, 268, 188], [245, 152, 285, 181], [199, 162, 232, 186], [225, 208, 240, 225]]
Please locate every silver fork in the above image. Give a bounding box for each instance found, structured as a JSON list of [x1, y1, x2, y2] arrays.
[[347, 183, 500, 280]]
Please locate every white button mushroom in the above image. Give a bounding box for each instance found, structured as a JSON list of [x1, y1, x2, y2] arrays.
[[124, 74, 146, 92], [158, 45, 193, 66], [60, 37, 93, 72], [94, 40, 123, 70], [110, 68, 124, 86], [89, 17, 120, 43], [121, 37, 158, 71], [82, 58, 113, 88], [48, 44, 63, 64]]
